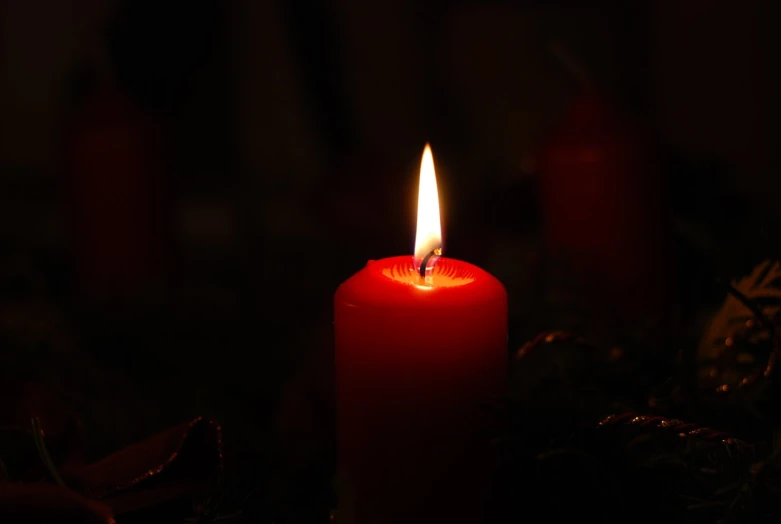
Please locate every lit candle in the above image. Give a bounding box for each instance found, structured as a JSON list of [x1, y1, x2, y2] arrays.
[[334, 144, 508, 523]]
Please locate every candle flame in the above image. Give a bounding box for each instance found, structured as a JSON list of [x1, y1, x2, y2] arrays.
[[413, 143, 442, 278]]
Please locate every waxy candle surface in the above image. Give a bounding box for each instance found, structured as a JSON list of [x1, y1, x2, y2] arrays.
[[335, 255, 507, 522], [538, 90, 667, 320]]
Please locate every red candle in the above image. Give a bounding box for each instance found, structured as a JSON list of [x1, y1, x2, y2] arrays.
[[63, 81, 168, 298], [538, 90, 667, 321], [334, 145, 508, 523]]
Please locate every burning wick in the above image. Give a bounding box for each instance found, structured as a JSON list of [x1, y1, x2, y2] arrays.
[[418, 248, 442, 279]]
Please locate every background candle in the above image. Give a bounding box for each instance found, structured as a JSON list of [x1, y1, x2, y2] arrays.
[[538, 89, 668, 324], [63, 70, 169, 299], [334, 146, 508, 523]]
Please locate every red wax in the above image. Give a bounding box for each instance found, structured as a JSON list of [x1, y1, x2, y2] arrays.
[[334, 256, 507, 523], [538, 91, 667, 320], [63, 84, 168, 297]]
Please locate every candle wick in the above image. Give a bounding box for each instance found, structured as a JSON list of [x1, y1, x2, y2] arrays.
[[419, 248, 442, 278]]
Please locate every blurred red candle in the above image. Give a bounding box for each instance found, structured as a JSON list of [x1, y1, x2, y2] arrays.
[[334, 145, 507, 523], [538, 90, 667, 321], [64, 82, 168, 297]]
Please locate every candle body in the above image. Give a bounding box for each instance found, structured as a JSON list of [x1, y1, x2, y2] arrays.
[[335, 256, 507, 523], [538, 91, 668, 321], [64, 84, 169, 297]]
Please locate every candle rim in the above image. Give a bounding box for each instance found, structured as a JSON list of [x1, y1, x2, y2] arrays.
[[335, 256, 507, 309]]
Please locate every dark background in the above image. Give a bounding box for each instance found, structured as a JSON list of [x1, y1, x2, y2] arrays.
[[1, 0, 780, 520]]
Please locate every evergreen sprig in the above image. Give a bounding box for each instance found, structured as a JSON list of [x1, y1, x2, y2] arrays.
[[30, 417, 66, 488]]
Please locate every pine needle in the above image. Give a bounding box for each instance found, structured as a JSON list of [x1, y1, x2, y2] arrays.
[[701, 260, 781, 361], [31, 417, 67, 488]]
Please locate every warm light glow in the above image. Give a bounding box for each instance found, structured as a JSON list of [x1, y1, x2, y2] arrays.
[[413, 143, 443, 278]]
